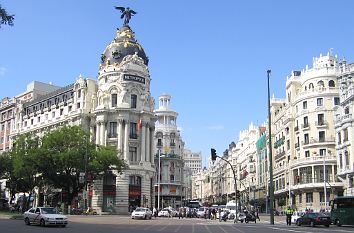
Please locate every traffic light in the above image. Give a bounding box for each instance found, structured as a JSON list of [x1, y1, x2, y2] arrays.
[[211, 148, 217, 161], [236, 190, 241, 199]]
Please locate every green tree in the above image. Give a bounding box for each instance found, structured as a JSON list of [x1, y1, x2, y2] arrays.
[[39, 126, 125, 209], [0, 4, 14, 28], [9, 133, 42, 211]]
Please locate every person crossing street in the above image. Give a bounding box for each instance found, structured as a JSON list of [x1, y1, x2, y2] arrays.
[[286, 206, 294, 225]]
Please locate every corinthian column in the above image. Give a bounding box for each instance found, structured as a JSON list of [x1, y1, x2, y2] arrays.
[[96, 123, 100, 145], [124, 120, 129, 162], [141, 122, 146, 162], [146, 125, 150, 162], [117, 119, 123, 152], [100, 122, 105, 146]]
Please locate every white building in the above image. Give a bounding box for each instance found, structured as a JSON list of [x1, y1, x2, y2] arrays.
[[183, 149, 202, 176], [335, 61, 354, 196], [154, 94, 185, 208], [11, 21, 156, 214]]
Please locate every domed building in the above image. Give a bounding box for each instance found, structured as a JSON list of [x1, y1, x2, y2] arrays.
[[90, 19, 156, 214]]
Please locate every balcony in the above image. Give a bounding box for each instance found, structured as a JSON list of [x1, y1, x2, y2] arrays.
[[315, 121, 328, 128], [275, 151, 286, 161], [301, 123, 310, 130], [107, 133, 117, 138], [291, 155, 337, 168]]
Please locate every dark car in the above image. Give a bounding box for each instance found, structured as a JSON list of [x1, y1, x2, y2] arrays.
[[296, 212, 331, 227]]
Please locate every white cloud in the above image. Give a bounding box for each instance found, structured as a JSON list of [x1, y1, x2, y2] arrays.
[[207, 125, 225, 131], [0, 67, 6, 76]]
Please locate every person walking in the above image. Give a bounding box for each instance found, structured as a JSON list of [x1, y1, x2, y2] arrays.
[[286, 206, 294, 226], [153, 207, 157, 219]]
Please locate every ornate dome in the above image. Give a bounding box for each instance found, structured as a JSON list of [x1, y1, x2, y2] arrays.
[[100, 25, 149, 66]]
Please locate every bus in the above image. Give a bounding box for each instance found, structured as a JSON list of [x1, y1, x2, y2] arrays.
[[330, 196, 354, 226]]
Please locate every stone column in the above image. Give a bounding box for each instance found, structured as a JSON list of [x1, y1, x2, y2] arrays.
[[117, 119, 123, 152], [90, 125, 95, 142], [146, 125, 150, 162], [100, 122, 105, 146], [124, 120, 129, 161], [96, 123, 100, 145], [150, 126, 155, 163], [141, 122, 146, 162]]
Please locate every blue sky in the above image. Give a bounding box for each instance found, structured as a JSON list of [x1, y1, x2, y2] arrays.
[[1, 0, 354, 167]]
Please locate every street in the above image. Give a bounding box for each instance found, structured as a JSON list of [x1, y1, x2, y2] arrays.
[[1, 216, 353, 233]]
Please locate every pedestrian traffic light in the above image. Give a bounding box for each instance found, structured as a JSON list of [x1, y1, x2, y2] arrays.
[[211, 148, 217, 161]]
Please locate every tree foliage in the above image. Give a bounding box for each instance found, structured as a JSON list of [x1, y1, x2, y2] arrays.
[[0, 4, 14, 28], [4, 125, 125, 210]]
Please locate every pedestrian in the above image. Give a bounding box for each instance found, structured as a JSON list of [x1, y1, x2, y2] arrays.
[[255, 210, 260, 221], [286, 206, 294, 226], [153, 207, 157, 219], [178, 208, 183, 219]]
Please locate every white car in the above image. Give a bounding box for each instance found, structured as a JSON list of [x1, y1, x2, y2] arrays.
[[131, 207, 152, 219], [197, 207, 208, 218], [292, 212, 304, 223], [24, 207, 68, 227], [158, 208, 170, 217]]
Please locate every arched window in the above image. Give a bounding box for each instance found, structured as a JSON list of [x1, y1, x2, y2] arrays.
[[317, 80, 324, 87], [309, 83, 314, 89], [328, 80, 335, 87], [345, 151, 349, 166], [111, 94, 117, 107], [339, 154, 343, 168]]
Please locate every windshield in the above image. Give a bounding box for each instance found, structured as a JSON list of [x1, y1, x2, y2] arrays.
[[198, 207, 205, 211], [135, 208, 145, 212], [41, 208, 58, 214]]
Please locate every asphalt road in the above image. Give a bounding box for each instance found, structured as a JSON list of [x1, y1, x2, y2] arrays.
[[1, 216, 353, 233]]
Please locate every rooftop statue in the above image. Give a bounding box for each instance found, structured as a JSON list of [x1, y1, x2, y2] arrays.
[[115, 6, 137, 26]]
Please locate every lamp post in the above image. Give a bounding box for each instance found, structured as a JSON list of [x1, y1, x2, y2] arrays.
[[157, 147, 161, 210], [267, 69, 275, 225], [211, 149, 238, 223]]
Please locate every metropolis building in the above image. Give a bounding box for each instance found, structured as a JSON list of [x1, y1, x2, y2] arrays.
[[11, 16, 156, 214]]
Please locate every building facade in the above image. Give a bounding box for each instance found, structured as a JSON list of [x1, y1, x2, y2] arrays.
[[11, 21, 156, 214], [271, 53, 344, 212], [335, 61, 354, 196], [154, 94, 185, 208], [183, 149, 202, 176]]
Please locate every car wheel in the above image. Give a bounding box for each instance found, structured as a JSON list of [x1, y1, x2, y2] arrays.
[[40, 219, 45, 227], [296, 220, 301, 226], [245, 220, 249, 223], [240, 220, 243, 223], [336, 219, 341, 227], [24, 217, 30, 225], [310, 221, 314, 227]]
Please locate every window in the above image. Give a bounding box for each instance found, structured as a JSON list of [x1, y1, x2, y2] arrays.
[[345, 107, 349, 114], [77, 90, 81, 98], [37, 117, 40, 123], [77, 103, 81, 109], [130, 122, 137, 139], [329, 80, 335, 87], [304, 133, 309, 144], [309, 83, 314, 89], [68, 106, 72, 112], [131, 94, 137, 109], [52, 111, 55, 118], [299, 193, 302, 204], [0, 137, 3, 144], [345, 151, 349, 166], [303, 101, 307, 110], [320, 149, 326, 156], [0, 124, 4, 131], [129, 147, 137, 162], [109, 122, 117, 138], [305, 150, 310, 158], [343, 128, 348, 141], [334, 97, 340, 106], [60, 109, 63, 116], [170, 175, 175, 182], [306, 193, 313, 203], [303, 116, 308, 127], [157, 138, 162, 147], [317, 98, 323, 106], [287, 140, 290, 150], [338, 132, 341, 144], [339, 154, 343, 168], [317, 114, 324, 125], [111, 94, 117, 107], [319, 131, 325, 142], [317, 80, 324, 87], [31, 119, 33, 125], [129, 175, 141, 185]]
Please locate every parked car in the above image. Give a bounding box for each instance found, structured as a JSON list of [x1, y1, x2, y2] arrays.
[[24, 207, 68, 227], [296, 212, 331, 227], [291, 212, 304, 224], [131, 207, 152, 219], [168, 208, 178, 217], [158, 208, 171, 217], [197, 207, 208, 218]]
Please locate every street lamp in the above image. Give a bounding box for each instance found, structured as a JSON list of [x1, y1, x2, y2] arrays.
[[157, 147, 161, 210], [267, 69, 275, 225], [211, 148, 238, 223]]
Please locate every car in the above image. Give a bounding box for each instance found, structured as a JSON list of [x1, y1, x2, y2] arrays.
[[296, 212, 331, 227], [158, 208, 170, 217], [169, 208, 178, 217], [131, 207, 152, 219], [24, 207, 68, 227], [291, 211, 304, 223], [197, 207, 208, 218]]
